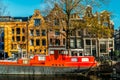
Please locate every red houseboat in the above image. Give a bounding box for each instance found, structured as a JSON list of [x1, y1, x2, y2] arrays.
[[0, 50, 97, 75]]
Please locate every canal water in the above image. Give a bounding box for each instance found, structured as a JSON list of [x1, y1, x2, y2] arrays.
[[0, 75, 119, 80]]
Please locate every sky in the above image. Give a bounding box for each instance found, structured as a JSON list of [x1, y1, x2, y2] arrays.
[[2, 0, 120, 29]]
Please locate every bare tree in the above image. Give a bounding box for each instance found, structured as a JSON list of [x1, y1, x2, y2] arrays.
[[0, 0, 8, 16], [44, 0, 111, 49]]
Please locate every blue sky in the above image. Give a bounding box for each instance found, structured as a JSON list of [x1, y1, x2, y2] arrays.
[[3, 0, 120, 29]]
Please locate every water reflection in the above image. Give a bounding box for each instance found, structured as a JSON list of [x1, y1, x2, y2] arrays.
[[0, 75, 90, 80], [0, 75, 119, 80]]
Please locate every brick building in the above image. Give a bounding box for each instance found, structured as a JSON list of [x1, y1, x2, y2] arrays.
[[0, 5, 114, 58]]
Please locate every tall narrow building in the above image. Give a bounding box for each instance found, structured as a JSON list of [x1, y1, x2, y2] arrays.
[[27, 10, 48, 56]]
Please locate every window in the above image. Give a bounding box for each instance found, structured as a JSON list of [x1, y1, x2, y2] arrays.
[[36, 39, 40, 46], [78, 31, 82, 36], [55, 39, 60, 46], [70, 39, 75, 48], [11, 44, 13, 49], [42, 39, 46, 46], [71, 31, 75, 36], [86, 40, 91, 45], [55, 29, 60, 35], [100, 44, 106, 53], [77, 39, 81, 48], [35, 49, 37, 52], [100, 41, 106, 53], [54, 19, 59, 25], [30, 30, 34, 36], [30, 49, 32, 53], [30, 39, 34, 46], [44, 49, 46, 52], [34, 19, 41, 26], [92, 40, 96, 45], [103, 22, 108, 27], [109, 41, 113, 47], [42, 30, 46, 36], [16, 28, 20, 34], [40, 50, 41, 52], [12, 29, 14, 34], [22, 36, 25, 42], [63, 38, 65, 45], [50, 38, 53, 45], [22, 28, 25, 34], [12, 36, 14, 41], [36, 30, 40, 36], [11, 44, 17, 49], [16, 36, 20, 42]]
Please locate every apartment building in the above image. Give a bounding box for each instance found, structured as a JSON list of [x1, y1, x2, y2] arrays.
[[45, 4, 66, 54], [27, 10, 48, 56], [0, 5, 114, 58], [0, 16, 28, 58]]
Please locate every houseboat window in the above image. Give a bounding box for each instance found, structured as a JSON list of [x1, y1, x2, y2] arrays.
[[71, 58, 78, 62], [42, 30, 46, 36], [38, 56, 46, 61], [34, 19, 41, 26], [30, 39, 34, 46], [16, 28, 20, 34], [36, 39, 40, 46], [50, 51, 54, 54], [42, 39, 46, 46], [82, 58, 89, 62]]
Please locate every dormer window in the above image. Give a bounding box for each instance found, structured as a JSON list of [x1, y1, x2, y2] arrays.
[[55, 29, 60, 35], [34, 19, 41, 26], [103, 22, 108, 27], [54, 19, 59, 26]]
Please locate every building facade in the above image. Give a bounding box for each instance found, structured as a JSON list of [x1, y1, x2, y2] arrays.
[[27, 10, 48, 56], [69, 6, 114, 57], [45, 4, 66, 53], [114, 29, 120, 51], [0, 16, 28, 58], [0, 5, 114, 58]]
